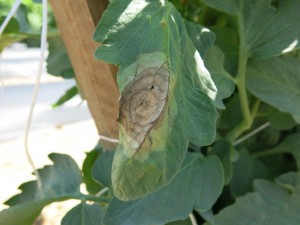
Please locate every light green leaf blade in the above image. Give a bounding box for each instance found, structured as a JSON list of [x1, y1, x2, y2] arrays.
[[103, 153, 224, 225], [293, 114, 300, 123], [92, 151, 114, 187], [184, 20, 215, 57], [267, 110, 297, 130], [52, 85, 78, 108], [0, 17, 26, 53], [205, 172, 300, 225], [202, 0, 300, 58], [0, 154, 82, 225], [185, 22, 235, 107], [82, 150, 102, 195], [243, 0, 300, 57], [204, 46, 235, 106], [61, 202, 104, 225], [0, 199, 65, 225], [94, 0, 218, 200], [246, 57, 300, 121], [211, 26, 238, 75]]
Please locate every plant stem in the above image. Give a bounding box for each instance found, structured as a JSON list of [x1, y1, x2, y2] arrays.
[[227, 14, 252, 142], [189, 213, 198, 225], [73, 193, 111, 203], [251, 99, 261, 119], [233, 122, 270, 146]]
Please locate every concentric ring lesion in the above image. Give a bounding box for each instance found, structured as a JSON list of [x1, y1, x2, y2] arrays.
[[119, 63, 169, 151]]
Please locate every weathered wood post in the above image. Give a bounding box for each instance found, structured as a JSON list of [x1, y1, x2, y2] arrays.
[[49, 0, 119, 149]]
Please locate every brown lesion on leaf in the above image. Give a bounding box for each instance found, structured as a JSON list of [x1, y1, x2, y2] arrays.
[[118, 63, 169, 151], [161, 19, 167, 28]]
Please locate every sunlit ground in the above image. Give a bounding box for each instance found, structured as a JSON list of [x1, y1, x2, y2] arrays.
[[0, 44, 99, 224]]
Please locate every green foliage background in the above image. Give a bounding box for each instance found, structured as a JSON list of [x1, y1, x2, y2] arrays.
[[1, 0, 300, 224]]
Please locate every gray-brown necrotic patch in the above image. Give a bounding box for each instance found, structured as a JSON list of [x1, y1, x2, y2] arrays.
[[119, 63, 169, 150]]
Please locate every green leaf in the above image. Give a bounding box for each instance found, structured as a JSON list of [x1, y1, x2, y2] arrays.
[[200, 0, 239, 15], [103, 153, 224, 225], [204, 46, 235, 106], [0, 199, 64, 225], [267, 133, 300, 169], [52, 85, 79, 108], [267, 110, 297, 130], [246, 57, 300, 120], [293, 114, 300, 123], [47, 36, 75, 79], [82, 150, 102, 195], [185, 22, 235, 107], [202, 0, 300, 58], [92, 151, 114, 188], [211, 26, 238, 75], [184, 21, 215, 57], [0, 154, 82, 225], [212, 140, 233, 184], [218, 93, 242, 130], [0, 17, 26, 52], [166, 218, 192, 225], [61, 202, 104, 225], [0, 16, 20, 33], [229, 150, 268, 197], [205, 172, 300, 225], [94, 0, 218, 200]]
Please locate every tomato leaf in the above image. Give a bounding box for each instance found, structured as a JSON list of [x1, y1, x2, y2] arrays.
[[47, 36, 75, 79], [82, 150, 102, 195], [229, 150, 268, 197], [246, 57, 300, 121], [103, 153, 224, 225], [94, 0, 218, 200], [61, 202, 104, 225], [205, 172, 300, 225], [92, 151, 114, 188], [202, 0, 300, 58], [0, 154, 82, 225]]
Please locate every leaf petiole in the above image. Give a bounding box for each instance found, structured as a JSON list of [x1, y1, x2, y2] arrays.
[[226, 13, 252, 142], [72, 193, 111, 203]]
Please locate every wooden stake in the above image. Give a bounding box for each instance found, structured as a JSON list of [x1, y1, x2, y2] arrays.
[[50, 0, 119, 150]]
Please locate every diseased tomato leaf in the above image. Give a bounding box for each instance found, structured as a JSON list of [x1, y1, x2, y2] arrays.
[[94, 0, 218, 200]]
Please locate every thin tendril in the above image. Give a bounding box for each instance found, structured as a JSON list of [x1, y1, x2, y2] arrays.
[[233, 122, 270, 146], [24, 0, 48, 190], [96, 187, 109, 197], [189, 213, 198, 225], [0, 0, 22, 35], [99, 134, 119, 143]]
